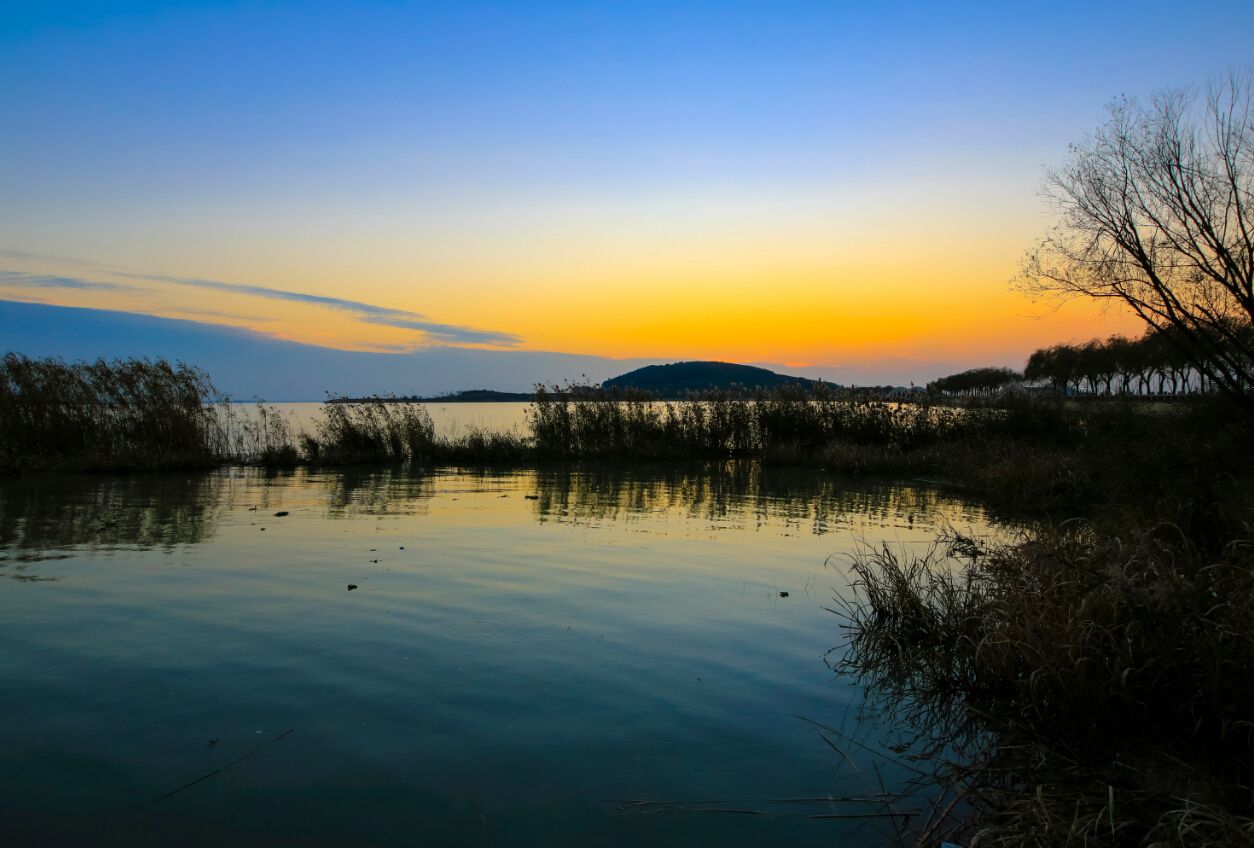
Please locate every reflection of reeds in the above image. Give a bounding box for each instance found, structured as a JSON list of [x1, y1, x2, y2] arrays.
[[834, 528, 1254, 847], [526, 461, 985, 532], [0, 472, 223, 550]]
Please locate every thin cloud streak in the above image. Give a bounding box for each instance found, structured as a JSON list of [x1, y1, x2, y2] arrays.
[[0, 270, 140, 293], [0, 247, 522, 347], [112, 271, 524, 347]]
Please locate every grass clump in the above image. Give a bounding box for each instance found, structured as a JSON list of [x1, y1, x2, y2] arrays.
[[835, 526, 1254, 847], [0, 353, 222, 471], [302, 398, 531, 466], [529, 385, 1254, 523], [528, 384, 975, 459], [303, 398, 437, 464], [216, 401, 302, 467]]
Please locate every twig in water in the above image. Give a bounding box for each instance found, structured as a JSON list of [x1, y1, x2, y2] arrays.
[[152, 728, 296, 803]]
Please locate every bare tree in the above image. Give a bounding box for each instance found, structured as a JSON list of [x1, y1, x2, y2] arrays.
[[1018, 70, 1254, 406]]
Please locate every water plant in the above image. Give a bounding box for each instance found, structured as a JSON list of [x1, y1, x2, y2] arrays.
[[0, 353, 221, 470], [834, 527, 1254, 847]]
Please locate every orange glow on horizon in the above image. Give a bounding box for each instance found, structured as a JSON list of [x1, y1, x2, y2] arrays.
[[0, 186, 1149, 373]]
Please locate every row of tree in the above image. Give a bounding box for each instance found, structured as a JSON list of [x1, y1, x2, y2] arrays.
[[1024, 330, 1215, 396], [926, 367, 1022, 396], [929, 324, 1253, 397], [1017, 70, 1254, 409]]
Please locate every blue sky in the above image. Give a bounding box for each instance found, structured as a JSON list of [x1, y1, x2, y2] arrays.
[[2, 1, 1252, 391]]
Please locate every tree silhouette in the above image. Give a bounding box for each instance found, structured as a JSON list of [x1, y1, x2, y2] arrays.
[[1019, 70, 1254, 408]]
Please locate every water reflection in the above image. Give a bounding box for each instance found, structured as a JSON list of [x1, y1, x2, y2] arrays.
[[0, 462, 999, 578], [0, 462, 993, 556], [0, 462, 1007, 847], [0, 472, 223, 552], [321, 466, 437, 518], [527, 462, 986, 534]]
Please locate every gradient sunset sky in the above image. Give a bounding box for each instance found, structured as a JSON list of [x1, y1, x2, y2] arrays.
[[3, 1, 1252, 380]]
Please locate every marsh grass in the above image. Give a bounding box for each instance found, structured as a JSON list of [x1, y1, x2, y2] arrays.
[[302, 397, 437, 464], [835, 528, 1254, 847], [4, 356, 1250, 530], [528, 386, 1254, 524], [214, 401, 302, 466], [528, 384, 976, 459], [0, 353, 223, 471], [301, 398, 530, 465]]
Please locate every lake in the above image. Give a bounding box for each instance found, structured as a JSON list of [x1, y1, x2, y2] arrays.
[[0, 462, 1003, 846], [264, 402, 533, 440]]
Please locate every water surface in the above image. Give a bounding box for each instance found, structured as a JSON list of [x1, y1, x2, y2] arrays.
[[0, 463, 1002, 846], [268, 401, 531, 439]]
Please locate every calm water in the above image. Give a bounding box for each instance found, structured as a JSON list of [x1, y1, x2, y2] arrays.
[[0, 463, 1003, 847], [269, 401, 532, 439]]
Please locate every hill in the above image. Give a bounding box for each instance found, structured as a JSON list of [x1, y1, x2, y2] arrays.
[[601, 361, 823, 397]]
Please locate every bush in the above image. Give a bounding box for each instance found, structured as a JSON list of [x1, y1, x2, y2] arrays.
[[835, 527, 1254, 847]]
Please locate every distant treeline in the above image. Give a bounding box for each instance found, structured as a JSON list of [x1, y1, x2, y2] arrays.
[[928, 325, 1254, 398], [330, 389, 535, 403], [1023, 328, 1233, 396], [926, 367, 1021, 396]]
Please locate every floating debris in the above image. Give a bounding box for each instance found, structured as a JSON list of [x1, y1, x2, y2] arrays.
[[274, 511, 289, 517], [524, 495, 539, 500], [347, 584, 358, 591], [153, 729, 295, 803], [779, 591, 789, 598]]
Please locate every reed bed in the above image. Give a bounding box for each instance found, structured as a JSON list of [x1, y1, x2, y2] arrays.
[[834, 527, 1254, 847], [302, 399, 529, 465], [528, 385, 986, 458], [0, 353, 223, 470], [3, 355, 1249, 532]]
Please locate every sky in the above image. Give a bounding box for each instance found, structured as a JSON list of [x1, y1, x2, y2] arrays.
[[2, 1, 1252, 392]]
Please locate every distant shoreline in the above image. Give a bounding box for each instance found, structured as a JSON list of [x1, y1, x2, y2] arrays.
[[327, 390, 535, 403]]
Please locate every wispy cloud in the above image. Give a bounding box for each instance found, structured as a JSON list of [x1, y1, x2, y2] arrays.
[[356, 316, 523, 346], [115, 271, 524, 346], [0, 270, 141, 293], [0, 250, 522, 347]]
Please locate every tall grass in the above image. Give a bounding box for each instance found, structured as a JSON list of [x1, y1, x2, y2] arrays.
[[835, 527, 1254, 847], [302, 398, 530, 465], [303, 398, 437, 463], [528, 384, 980, 458], [214, 401, 302, 466], [3, 355, 1249, 525], [0, 353, 222, 470]]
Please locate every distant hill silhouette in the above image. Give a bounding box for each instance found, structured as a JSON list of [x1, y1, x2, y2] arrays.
[[602, 361, 823, 397]]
